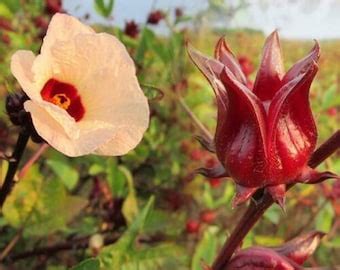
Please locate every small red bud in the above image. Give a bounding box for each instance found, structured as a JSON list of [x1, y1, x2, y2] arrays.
[[0, 17, 13, 31], [124, 20, 139, 38], [208, 178, 222, 188], [327, 107, 337, 117], [200, 210, 217, 224], [147, 10, 165, 25], [186, 219, 200, 234], [175, 8, 183, 19], [190, 149, 205, 161], [45, 0, 63, 15]]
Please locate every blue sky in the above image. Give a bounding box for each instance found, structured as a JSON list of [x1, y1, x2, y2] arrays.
[[63, 0, 340, 40]]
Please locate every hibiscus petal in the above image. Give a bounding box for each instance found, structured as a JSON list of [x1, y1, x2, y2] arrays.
[[253, 30, 285, 101], [32, 31, 150, 156], [267, 61, 318, 184], [214, 37, 247, 84], [24, 101, 116, 157], [40, 13, 94, 56], [10, 50, 41, 101]]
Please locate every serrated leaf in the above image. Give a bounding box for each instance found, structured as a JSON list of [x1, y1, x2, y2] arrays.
[[70, 258, 100, 270], [46, 159, 79, 190]]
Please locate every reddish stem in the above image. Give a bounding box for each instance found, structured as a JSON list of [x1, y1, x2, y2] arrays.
[[211, 130, 340, 270]]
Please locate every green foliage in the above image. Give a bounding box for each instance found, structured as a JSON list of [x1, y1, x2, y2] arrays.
[[0, 1, 339, 269], [94, 0, 115, 18], [3, 166, 87, 237], [71, 258, 100, 270], [46, 159, 79, 190]]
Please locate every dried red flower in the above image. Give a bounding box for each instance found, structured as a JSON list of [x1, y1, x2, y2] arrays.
[[147, 10, 165, 25], [175, 8, 183, 19], [188, 31, 338, 207], [200, 209, 217, 223], [45, 0, 63, 14], [186, 219, 200, 234], [124, 20, 139, 38], [0, 17, 13, 31]]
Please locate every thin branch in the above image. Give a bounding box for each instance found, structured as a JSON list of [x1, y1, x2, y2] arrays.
[[178, 97, 213, 141], [211, 130, 340, 270], [18, 143, 48, 179], [0, 227, 24, 261], [8, 233, 120, 262], [0, 131, 30, 208]]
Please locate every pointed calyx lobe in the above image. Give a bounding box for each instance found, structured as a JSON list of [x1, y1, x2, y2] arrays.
[[188, 32, 330, 204]]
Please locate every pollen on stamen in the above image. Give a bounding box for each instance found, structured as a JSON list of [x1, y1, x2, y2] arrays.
[[41, 79, 85, 122]]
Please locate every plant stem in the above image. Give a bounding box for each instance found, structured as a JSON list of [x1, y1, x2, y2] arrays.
[[18, 143, 48, 179], [211, 130, 340, 270], [0, 131, 30, 208]]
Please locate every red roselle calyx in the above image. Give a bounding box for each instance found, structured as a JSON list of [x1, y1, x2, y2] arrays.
[[188, 31, 338, 207], [226, 231, 325, 269]]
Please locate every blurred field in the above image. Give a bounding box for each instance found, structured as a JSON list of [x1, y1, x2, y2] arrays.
[[0, 2, 339, 269]]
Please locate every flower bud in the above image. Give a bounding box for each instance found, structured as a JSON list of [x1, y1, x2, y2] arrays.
[[6, 92, 29, 126], [6, 92, 44, 143]]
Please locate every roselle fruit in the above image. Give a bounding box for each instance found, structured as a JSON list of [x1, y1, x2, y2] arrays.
[[226, 231, 325, 269], [188, 31, 338, 206]]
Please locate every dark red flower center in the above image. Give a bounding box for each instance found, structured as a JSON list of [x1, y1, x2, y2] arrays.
[[40, 79, 85, 122]]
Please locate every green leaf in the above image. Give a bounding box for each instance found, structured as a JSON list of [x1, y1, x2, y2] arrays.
[[3, 166, 87, 237], [70, 258, 100, 270], [322, 85, 340, 109], [3, 166, 42, 227], [315, 202, 334, 232], [191, 228, 218, 270], [264, 204, 281, 225], [254, 235, 284, 246], [0, 3, 12, 18], [106, 158, 127, 197], [141, 84, 164, 101], [135, 28, 155, 65], [94, 0, 114, 18], [46, 159, 79, 190]]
